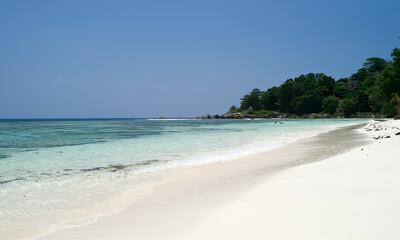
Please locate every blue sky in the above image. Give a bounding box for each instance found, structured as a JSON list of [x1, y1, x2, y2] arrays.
[[0, 0, 399, 118]]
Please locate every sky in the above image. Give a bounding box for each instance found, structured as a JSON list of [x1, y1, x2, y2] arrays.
[[0, 0, 399, 118]]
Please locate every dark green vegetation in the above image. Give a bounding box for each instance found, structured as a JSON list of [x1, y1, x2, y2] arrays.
[[232, 45, 400, 118]]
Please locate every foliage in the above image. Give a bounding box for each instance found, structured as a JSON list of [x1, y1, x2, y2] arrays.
[[254, 110, 272, 116], [229, 107, 242, 113], [379, 49, 400, 105], [244, 109, 255, 114], [377, 62, 396, 101], [291, 94, 324, 114], [333, 80, 349, 99], [261, 87, 279, 111], [277, 79, 294, 113], [316, 73, 336, 93], [235, 41, 400, 117], [341, 98, 356, 117], [240, 88, 263, 111], [322, 95, 339, 114], [390, 92, 400, 115], [363, 57, 387, 72], [381, 101, 397, 116]]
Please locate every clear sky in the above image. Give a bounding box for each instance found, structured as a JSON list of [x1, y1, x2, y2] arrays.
[[0, 0, 399, 118]]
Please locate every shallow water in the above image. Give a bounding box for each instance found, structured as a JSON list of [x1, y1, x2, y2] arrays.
[[0, 118, 369, 239]]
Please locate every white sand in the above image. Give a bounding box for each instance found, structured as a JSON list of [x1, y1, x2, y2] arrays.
[[177, 120, 400, 240], [38, 120, 400, 240]]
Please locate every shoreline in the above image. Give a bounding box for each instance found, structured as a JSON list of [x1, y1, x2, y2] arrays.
[[196, 112, 391, 120], [177, 119, 400, 240], [37, 121, 375, 240]]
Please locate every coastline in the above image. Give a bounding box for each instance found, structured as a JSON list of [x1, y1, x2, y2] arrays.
[[35, 121, 383, 240], [177, 119, 400, 240], [196, 112, 391, 120]]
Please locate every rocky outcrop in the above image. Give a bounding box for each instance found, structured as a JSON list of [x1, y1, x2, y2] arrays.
[[196, 111, 389, 119], [354, 112, 387, 119]]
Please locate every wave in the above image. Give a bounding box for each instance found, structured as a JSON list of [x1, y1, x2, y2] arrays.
[[80, 159, 162, 173], [0, 177, 26, 185]]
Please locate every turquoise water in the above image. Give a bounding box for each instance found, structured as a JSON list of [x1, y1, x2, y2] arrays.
[[0, 118, 368, 239]]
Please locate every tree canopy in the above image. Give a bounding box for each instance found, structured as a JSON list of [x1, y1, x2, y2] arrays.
[[233, 43, 400, 117]]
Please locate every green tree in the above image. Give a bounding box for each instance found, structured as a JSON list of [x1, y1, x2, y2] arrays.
[[377, 48, 400, 114], [390, 48, 400, 95], [234, 40, 400, 116], [292, 83, 306, 97], [333, 79, 350, 99], [240, 88, 263, 111], [311, 86, 330, 98], [390, 92, 400, 115], [354, 89, 371, 112], [341, 98, 356, 117], [322, 95, 339, 114], [363, 57, 387, 72], [367, 85, 384, 113], [291, 92, 325, 114], [294, 74, 317, 91], [277, 79, 294, 112], [229, 105, 237, 111], [261, 87, 279, 111], [228, 105, 241, 113], [343, 57, 388, 113], [316, 73, 335, 93], [393, 47, 400, 78], [378, 63, 396, 101], [254, 110, 272, 117], [350, 67, 368, 85]]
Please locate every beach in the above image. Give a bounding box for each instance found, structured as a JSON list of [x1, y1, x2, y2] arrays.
[[177, 119, 400, 240], [2, 1, 399, 239], [32, 119, 400, 240], [1, 119, 365, 240]]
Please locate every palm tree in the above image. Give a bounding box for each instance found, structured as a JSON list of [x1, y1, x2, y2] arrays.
[[390, 92, 400, 115], [229, 105, 237, 111]]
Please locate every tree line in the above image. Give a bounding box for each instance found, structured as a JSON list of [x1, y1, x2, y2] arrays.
[[231, 45, 400, 117]]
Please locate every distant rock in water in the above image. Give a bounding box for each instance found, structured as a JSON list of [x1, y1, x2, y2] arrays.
[[179, 116, 184, 119], [160, 116, 167, 119]]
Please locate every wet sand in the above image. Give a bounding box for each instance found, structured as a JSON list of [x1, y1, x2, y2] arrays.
[[38, 121, 397, 240]]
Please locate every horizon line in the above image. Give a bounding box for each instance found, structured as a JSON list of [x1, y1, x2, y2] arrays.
[[0, 117, 197, 121]]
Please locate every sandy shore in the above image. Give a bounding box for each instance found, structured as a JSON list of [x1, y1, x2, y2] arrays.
[[38, 120, 400, 240]]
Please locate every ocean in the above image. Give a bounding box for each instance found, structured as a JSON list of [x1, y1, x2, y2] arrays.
[[0, 118, 368, 239]]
